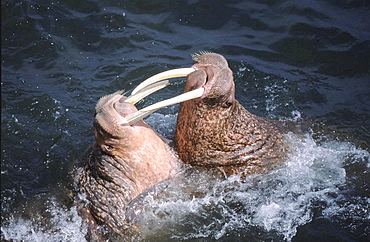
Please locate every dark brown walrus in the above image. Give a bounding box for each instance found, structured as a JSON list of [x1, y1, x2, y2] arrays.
[[174, 52, 289, 176], [74, 91, 182, 239]]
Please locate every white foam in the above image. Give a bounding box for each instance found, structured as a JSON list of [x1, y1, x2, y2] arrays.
[[1, 198, 88, 242], [132, 132, 369, 241]]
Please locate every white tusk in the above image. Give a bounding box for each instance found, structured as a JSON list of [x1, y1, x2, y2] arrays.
[[125, 80, 169, 104], [125, 87, 204, 125], [131, 68, 196, 95]]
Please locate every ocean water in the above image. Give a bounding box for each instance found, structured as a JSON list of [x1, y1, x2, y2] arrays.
[[1, 0, 369, 241]]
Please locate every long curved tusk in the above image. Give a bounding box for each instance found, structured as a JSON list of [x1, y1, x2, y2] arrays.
[[131, 68, 196, 95], [125, 80, 169, 104], [125, 87, 204, 125]]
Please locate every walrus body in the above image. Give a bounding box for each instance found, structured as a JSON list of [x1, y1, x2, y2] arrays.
[[75, 92, 180, 238], [175, 53, 289, 175]]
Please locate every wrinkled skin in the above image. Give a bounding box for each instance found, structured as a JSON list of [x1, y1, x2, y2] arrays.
[[75, 93, 180, 239], [175, 53, 291, 176]]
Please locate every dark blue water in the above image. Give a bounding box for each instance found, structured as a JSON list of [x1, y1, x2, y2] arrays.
[[1, 0, 369, 241]]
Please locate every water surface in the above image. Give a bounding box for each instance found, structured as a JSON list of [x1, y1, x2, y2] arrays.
[[1, 0, 369, 241]]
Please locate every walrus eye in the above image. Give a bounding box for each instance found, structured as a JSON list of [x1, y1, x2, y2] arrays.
[[104, 144, 113, 152], [220, 100, 233, 108]]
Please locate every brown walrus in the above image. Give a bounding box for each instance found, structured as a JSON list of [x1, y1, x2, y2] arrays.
[[74, 91, 182, 239], [175, 52, 289, 175]]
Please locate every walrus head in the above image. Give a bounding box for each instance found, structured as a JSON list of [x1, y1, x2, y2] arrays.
[[187, 52, 235, 108], [93, 92, 145, 156]]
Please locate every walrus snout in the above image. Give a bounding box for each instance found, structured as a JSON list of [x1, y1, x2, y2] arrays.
[[185, 69, 208, 92], [188, 55, 235, 106], [114, 96, 139, 118]]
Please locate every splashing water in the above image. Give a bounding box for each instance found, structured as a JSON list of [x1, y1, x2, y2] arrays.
[[130, 131, 369, 241], [1, 198, 88, 242], [1, 115, 369, 241]]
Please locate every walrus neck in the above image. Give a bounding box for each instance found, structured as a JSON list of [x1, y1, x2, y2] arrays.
[[77, 140, 180, 234], [189, 99, 234, 122], [91, 144, 142, 198], [76, 144, 139, 233], [90, 143, 178, 194], [175, 99, 286, 174]]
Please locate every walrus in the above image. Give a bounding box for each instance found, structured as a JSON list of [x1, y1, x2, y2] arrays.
[[74, 83, 202, 239], [132, 52, 293, 176], [175, 52, 290, 175]]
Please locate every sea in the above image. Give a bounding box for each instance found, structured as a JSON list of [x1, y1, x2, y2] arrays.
[[1, 0, 369, 241]]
